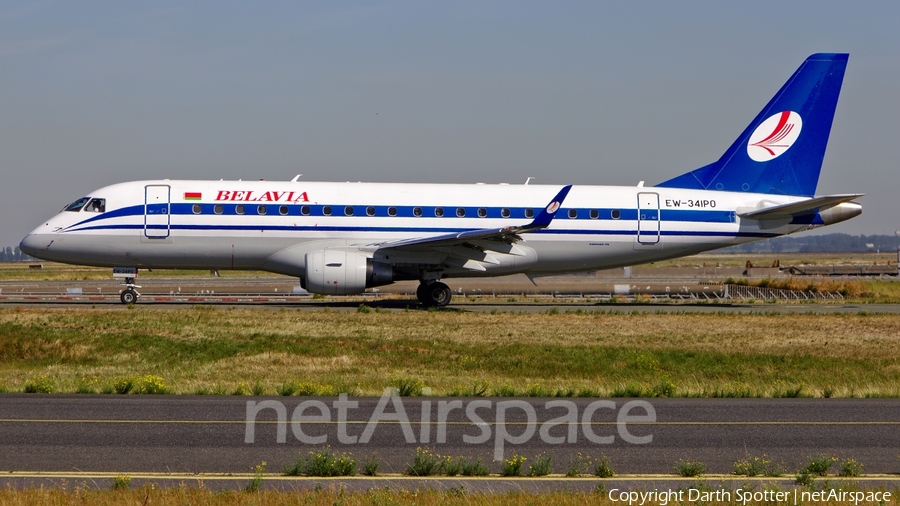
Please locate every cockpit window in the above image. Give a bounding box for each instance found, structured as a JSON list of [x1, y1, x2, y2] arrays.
[[84, 198, 106, 213], [63, 197, 91, 212]]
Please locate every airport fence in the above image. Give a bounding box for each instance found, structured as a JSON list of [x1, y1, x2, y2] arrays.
[[723, 284, 843, 301]]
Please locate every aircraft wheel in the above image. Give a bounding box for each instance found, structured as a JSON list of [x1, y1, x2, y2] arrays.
[[418, 281, 451, 307], [120, 289, 138, 305], [416, 282, 428, 303]]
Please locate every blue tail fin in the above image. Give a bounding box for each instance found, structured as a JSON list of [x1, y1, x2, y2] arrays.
[[657, 53, 848, 196]]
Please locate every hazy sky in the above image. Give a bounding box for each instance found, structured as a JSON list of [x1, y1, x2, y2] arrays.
[[2, 1, 898, 248]]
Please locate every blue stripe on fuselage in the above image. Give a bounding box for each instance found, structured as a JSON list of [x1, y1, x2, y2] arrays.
[[65, 222, 777, 239], [64, 202, 737, 231]]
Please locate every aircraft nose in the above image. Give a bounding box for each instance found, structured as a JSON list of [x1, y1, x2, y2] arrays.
[[19, 233, 44, 257]]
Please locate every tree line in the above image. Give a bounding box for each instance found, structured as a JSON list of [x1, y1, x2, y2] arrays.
[[721, 233, 900, 254], [0, 247, 36, 262]]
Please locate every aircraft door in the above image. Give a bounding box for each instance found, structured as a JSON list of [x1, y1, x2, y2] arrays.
[[636, 192, 660, 245], [144, 185, 171, 239]]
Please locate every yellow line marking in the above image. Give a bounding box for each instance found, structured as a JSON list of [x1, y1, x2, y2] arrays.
[[2, 419, 900, 426], [3, 472, 900, 482]]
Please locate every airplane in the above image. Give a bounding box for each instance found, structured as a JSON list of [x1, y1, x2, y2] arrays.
[[19, 53, 862, 307]]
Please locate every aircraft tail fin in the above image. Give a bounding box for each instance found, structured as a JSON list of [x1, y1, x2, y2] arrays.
[[657, 53, 848, 196]]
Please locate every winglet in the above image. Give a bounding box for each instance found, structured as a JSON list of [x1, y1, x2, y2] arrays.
[[525, 185, 572, 229]]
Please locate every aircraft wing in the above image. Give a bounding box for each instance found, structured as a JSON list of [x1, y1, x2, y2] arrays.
[[738, 194, 864, 220], [370, 185, 572, 254]]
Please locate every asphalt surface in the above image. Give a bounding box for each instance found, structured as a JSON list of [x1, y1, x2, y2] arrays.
[[2, 395, 900, 478]]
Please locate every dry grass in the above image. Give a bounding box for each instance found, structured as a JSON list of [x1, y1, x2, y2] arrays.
[[0, 487, 600, 506], [1, 307, 899, 397], [2, 484, 899, 505]]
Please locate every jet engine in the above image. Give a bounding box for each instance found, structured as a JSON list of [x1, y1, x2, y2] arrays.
[[304, 250, 393, 295]]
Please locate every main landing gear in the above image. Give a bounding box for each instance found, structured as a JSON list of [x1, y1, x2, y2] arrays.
[[120, 277, 141, 305], [416, 281, 452, 307]]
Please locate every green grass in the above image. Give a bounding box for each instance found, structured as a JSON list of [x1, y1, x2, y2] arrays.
[[528, 454, 553, 477], [501, 454, 527, 477], [406, 448, 445, 476], [674, 459, 707, 477], [1, 307, 899, 396], [593, 454, 615, 478], [732, 455, 784, 477], [803, 454, 838, 476], [284, 448, 356, 477]]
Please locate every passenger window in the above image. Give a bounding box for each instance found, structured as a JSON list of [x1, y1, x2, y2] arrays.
[[524, 208, 534, 219], [345, 206, 354, 216], [434, 207, 444, 217], [84, 198, 106, 213], [257, 205, 267, 215], [214, 204, 224, 215], [456, 207, 466, 217], [477, 208, 487, 218], [501, 208, 511, 218], [301, 205, 310, 216], [192, 204, 202, 214], [279, 205, 289, 215], [590, 209, 599, 219], [322, 206, 332, 216], [413, 207, 423, 217], [611, 209, 621, 219], [388, 207, 398, 217], [568, 209, 577, 219], [63, 197, 91, 212], [236, 205, 245, 215], [366, 206, 376, 216]]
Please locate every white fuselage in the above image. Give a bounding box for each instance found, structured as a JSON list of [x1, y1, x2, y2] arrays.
[[20, 179, 844, 284]]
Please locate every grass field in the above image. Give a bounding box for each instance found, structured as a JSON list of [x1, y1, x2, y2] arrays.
[[2, 306, 899, 397], [1, 484, 897, 505]]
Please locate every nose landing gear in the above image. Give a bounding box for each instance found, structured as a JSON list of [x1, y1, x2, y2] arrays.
[[416, 281, 452, 307]]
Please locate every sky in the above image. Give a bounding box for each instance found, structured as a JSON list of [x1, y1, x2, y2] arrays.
[[1, 1, 898, 249]]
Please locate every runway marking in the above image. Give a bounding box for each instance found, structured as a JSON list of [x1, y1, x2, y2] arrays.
[[2, 419, 900, 426]]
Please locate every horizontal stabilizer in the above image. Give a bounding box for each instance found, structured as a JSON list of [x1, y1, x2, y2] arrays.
[[739, 194, 863, 220]]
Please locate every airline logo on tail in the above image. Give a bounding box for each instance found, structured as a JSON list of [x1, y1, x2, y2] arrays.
[[746, 111, 802, 162]]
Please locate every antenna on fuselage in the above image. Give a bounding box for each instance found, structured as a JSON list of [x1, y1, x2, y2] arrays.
[[291, 174, 303, 182], [524, 177, 535, 185]]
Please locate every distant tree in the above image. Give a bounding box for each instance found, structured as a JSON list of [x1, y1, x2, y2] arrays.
[[0, 246, 36, 262], [719, 234, 900, 254]]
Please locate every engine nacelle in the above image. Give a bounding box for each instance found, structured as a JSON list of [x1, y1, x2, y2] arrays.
[[304, 250, 393, 295]]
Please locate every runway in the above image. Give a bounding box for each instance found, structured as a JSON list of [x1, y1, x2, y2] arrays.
[[2, 395, 899, 481]]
